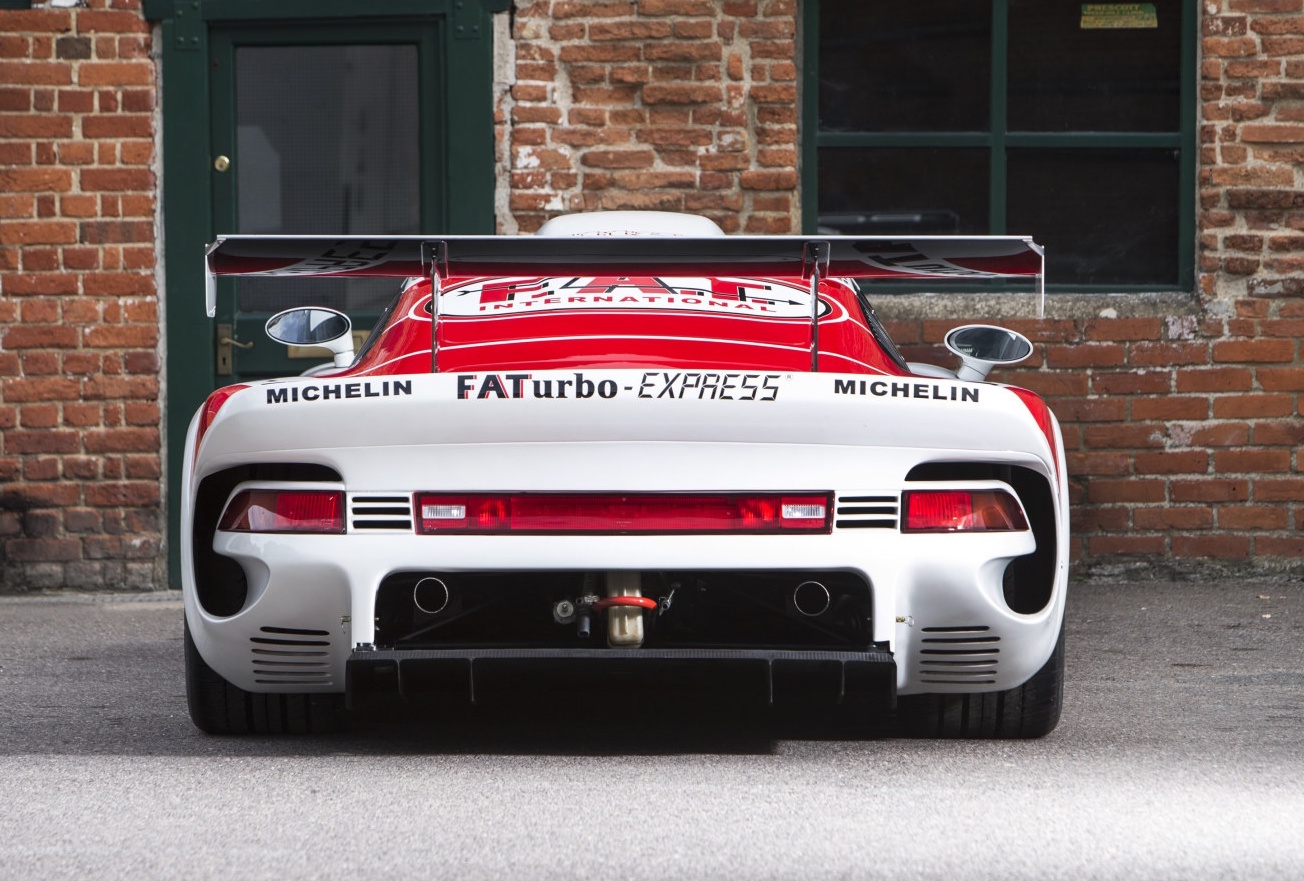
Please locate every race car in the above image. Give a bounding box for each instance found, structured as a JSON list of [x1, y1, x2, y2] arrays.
[[184, 211, 1067, 738]]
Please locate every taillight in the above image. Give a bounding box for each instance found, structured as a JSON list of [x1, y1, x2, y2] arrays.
[[415, 493, 831, 534], [218, 490, 345, 534], [902, 490, 1028, 533], [194, 384, 249, 457]]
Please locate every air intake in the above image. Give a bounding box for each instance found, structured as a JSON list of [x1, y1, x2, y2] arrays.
[[917, 625, 999, 686], [349, 494, 413, 532], [834, 494, 898, 530], [250, 626, 333, 686]]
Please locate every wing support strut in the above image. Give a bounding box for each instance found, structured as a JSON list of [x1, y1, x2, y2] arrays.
[[803, 241, 830, 373], [422, 241, 448, 373]]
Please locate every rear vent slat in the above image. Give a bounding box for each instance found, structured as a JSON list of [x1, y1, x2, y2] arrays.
[[251, 626, 334, 686], [348, 493, 414, 532], [834, 493, 898, 531], [917, 624, 1001, 687]]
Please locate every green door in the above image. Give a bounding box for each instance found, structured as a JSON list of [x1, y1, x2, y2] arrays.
[[158, 0, 500, 585], [209, 24, 440, 380]]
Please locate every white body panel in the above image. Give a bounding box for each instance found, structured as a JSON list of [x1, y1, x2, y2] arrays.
[[183, 369, 1069, 699]]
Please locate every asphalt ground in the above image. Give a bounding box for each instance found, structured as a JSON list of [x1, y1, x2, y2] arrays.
[[0, 580, 1301, 880]]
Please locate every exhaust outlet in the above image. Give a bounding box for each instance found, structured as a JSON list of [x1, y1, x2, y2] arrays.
[[413, 577, 450, 615], [793, 581, 831, 617]]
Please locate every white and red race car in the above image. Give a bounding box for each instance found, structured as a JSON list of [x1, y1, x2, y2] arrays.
[[184, 211, 1067, 737]]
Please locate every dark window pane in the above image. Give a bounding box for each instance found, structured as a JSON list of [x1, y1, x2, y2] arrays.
[[1008, 0, 1182, 132], [818, 147, 989, 236], [819, 0, 990, 133], [1007, 148, 1179, 286], [235, 44, 420, 313]]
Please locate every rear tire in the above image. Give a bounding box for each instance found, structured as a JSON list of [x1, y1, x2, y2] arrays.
[[897, 628, 1064, 739], [184, 619, 344, 735]]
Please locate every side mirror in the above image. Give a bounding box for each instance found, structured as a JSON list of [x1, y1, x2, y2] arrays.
[[265, 307, 355, 367], [944, 324, 1033, 382]]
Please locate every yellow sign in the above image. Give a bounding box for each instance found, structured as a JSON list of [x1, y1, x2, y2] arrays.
[[1080, 3, 1158, 29]]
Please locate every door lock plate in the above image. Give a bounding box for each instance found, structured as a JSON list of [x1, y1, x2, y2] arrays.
[[216, 323, 235, 375]]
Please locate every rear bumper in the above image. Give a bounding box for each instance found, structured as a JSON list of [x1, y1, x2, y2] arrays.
[[346, 646, 897, 711]]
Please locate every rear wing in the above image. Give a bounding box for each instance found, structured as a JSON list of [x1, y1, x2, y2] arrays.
[[205, 233, 1044, 371]]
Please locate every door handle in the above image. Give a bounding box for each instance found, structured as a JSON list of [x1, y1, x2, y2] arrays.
[[216, 323, 253, 376]]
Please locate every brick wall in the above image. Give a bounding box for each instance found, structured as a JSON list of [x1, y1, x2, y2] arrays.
[[0, 1, 1299, 591], [496, 0, 1302, 580], [0, 1, 162, 590], [501, 0, 799, 234], [873, 0, 1304, 578]]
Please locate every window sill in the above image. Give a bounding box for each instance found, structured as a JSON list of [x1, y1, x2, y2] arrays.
[[867, 290, 1199, 322]]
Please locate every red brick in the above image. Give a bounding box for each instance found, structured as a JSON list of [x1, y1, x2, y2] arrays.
[[1257, 367, 1304, 391], [79, 168, 153, 192], [0, 115, 74, 138], [1171, 535, 1251, 558], [579, 149, 655, 169], [1133, 450, 1210, 475], [1212, 338, 1296, 362], [642, 83, 723, 104], [643, 42, 719, 62], [4, 538, 82, 563], [0, 61, 72, 86], [83, 428, 158, 454], [1082, 424, 1166, 449], [1213, 394, 1293, 419], [1131, 397, 1210, 420], [1257, 536, 1304, 556], [81, 376, 158, 400], [84, 483, 160, 507], [739, 170, 796, 190], [73, 9, 150, 33], [1051, 398, 1129, 423], [1219, 506, 1289, 530], [1255, 479, 1304, 502], [1067, 452, 1133, 476], [1072, 506, 1130, 532], [1087, 535, 1167, 556], [1082, 318, 1163, 342], [1090, 371, 1172, 395], [1172, 479, 1250, 503], [1194, 422, 1254, 446], [637, 0, 716, 12], [1086, 479, 1167, 504], [1214, 449, 1292, 473], [1134, 507, 1214, 530], [1254, 420, 1304, 445], [1044, 344, 1125, 368], [1175, 367, 1254, 392], [81, 115, 154, 139]]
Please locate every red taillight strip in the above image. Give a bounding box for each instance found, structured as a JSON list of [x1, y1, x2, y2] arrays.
[[218, 490, 345, 534], [415, 493, 832, 535], [901, 490, 1029, 533]]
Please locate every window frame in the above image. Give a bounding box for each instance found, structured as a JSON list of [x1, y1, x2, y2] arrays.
[[801, 0, 1198, 294]]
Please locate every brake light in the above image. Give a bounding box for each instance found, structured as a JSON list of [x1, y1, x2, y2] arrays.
[[194, 384, 249, 458], [1008, 386, 1060, 478], [902, 490, 1028, 533], [415, 493, 831, 534], [218, 490, 345, 534]]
